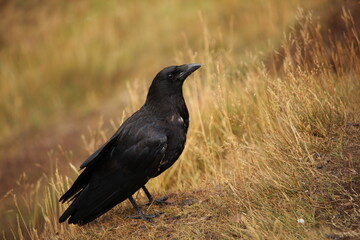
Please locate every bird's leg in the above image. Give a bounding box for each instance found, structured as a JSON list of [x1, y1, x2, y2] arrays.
[[126, 196, 162, 222], [142, 186, 171, 206]]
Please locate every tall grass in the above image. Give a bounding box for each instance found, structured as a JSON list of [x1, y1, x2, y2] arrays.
[[0, 0, 317, 142]]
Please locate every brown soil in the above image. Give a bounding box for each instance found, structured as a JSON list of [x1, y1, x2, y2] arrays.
[[312, 122, 360, 239]]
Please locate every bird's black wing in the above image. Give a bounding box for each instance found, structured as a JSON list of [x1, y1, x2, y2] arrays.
[[79, 130, 120, 170], [59, 128, 120, 203], [59, 117, 168, 224]]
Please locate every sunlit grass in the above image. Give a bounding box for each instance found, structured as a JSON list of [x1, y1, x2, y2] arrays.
[[0, 0, 317, 142]]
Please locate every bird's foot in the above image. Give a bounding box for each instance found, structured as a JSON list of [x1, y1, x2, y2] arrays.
[[125, 211, 163, 222], [146, 196, 172, 206]]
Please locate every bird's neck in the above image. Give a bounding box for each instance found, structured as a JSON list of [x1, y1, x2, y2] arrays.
[[145, 92, 188, 119]]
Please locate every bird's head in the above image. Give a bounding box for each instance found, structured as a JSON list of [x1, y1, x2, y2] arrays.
[[146, 63, 201, 102]]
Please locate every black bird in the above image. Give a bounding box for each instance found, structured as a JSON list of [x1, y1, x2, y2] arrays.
[[59, 63, 201, 225]]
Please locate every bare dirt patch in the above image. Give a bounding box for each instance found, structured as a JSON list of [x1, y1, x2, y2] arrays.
[[312, 122, 360, 239]]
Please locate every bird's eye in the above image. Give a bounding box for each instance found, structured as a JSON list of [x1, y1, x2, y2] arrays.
[[168, 74, 174, 80]]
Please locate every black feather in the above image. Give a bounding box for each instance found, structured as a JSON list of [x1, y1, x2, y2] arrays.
[[59, 64, 201, 224]]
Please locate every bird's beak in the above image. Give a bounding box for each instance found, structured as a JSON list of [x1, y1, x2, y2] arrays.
[[179, 63, 201, 81]]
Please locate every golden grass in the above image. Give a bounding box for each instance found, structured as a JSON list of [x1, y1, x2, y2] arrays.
[[0, 0, 318, 142], [1, 0, 360, 239]]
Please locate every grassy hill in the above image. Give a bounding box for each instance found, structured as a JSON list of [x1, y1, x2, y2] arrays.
[[1, 0, 359, 239]]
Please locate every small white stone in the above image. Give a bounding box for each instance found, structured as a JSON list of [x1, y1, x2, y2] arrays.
[[297, 218, 305, 224]]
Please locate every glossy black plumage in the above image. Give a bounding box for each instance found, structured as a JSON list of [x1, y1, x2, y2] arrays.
[[59, 63, 201, 225]]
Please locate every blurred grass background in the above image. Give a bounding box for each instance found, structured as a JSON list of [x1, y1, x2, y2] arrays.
[[0, 0, 318, 199], [0, 0, 316, 141], [0, 0, 359, 239]]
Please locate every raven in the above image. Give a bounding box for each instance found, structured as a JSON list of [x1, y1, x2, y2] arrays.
[[59, 63, 201, 225]]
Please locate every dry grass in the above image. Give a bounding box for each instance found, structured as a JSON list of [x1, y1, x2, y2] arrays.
[[1, 0, 360, 239], [0, 0, 317, 142], [0, 0, 317, 202]]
